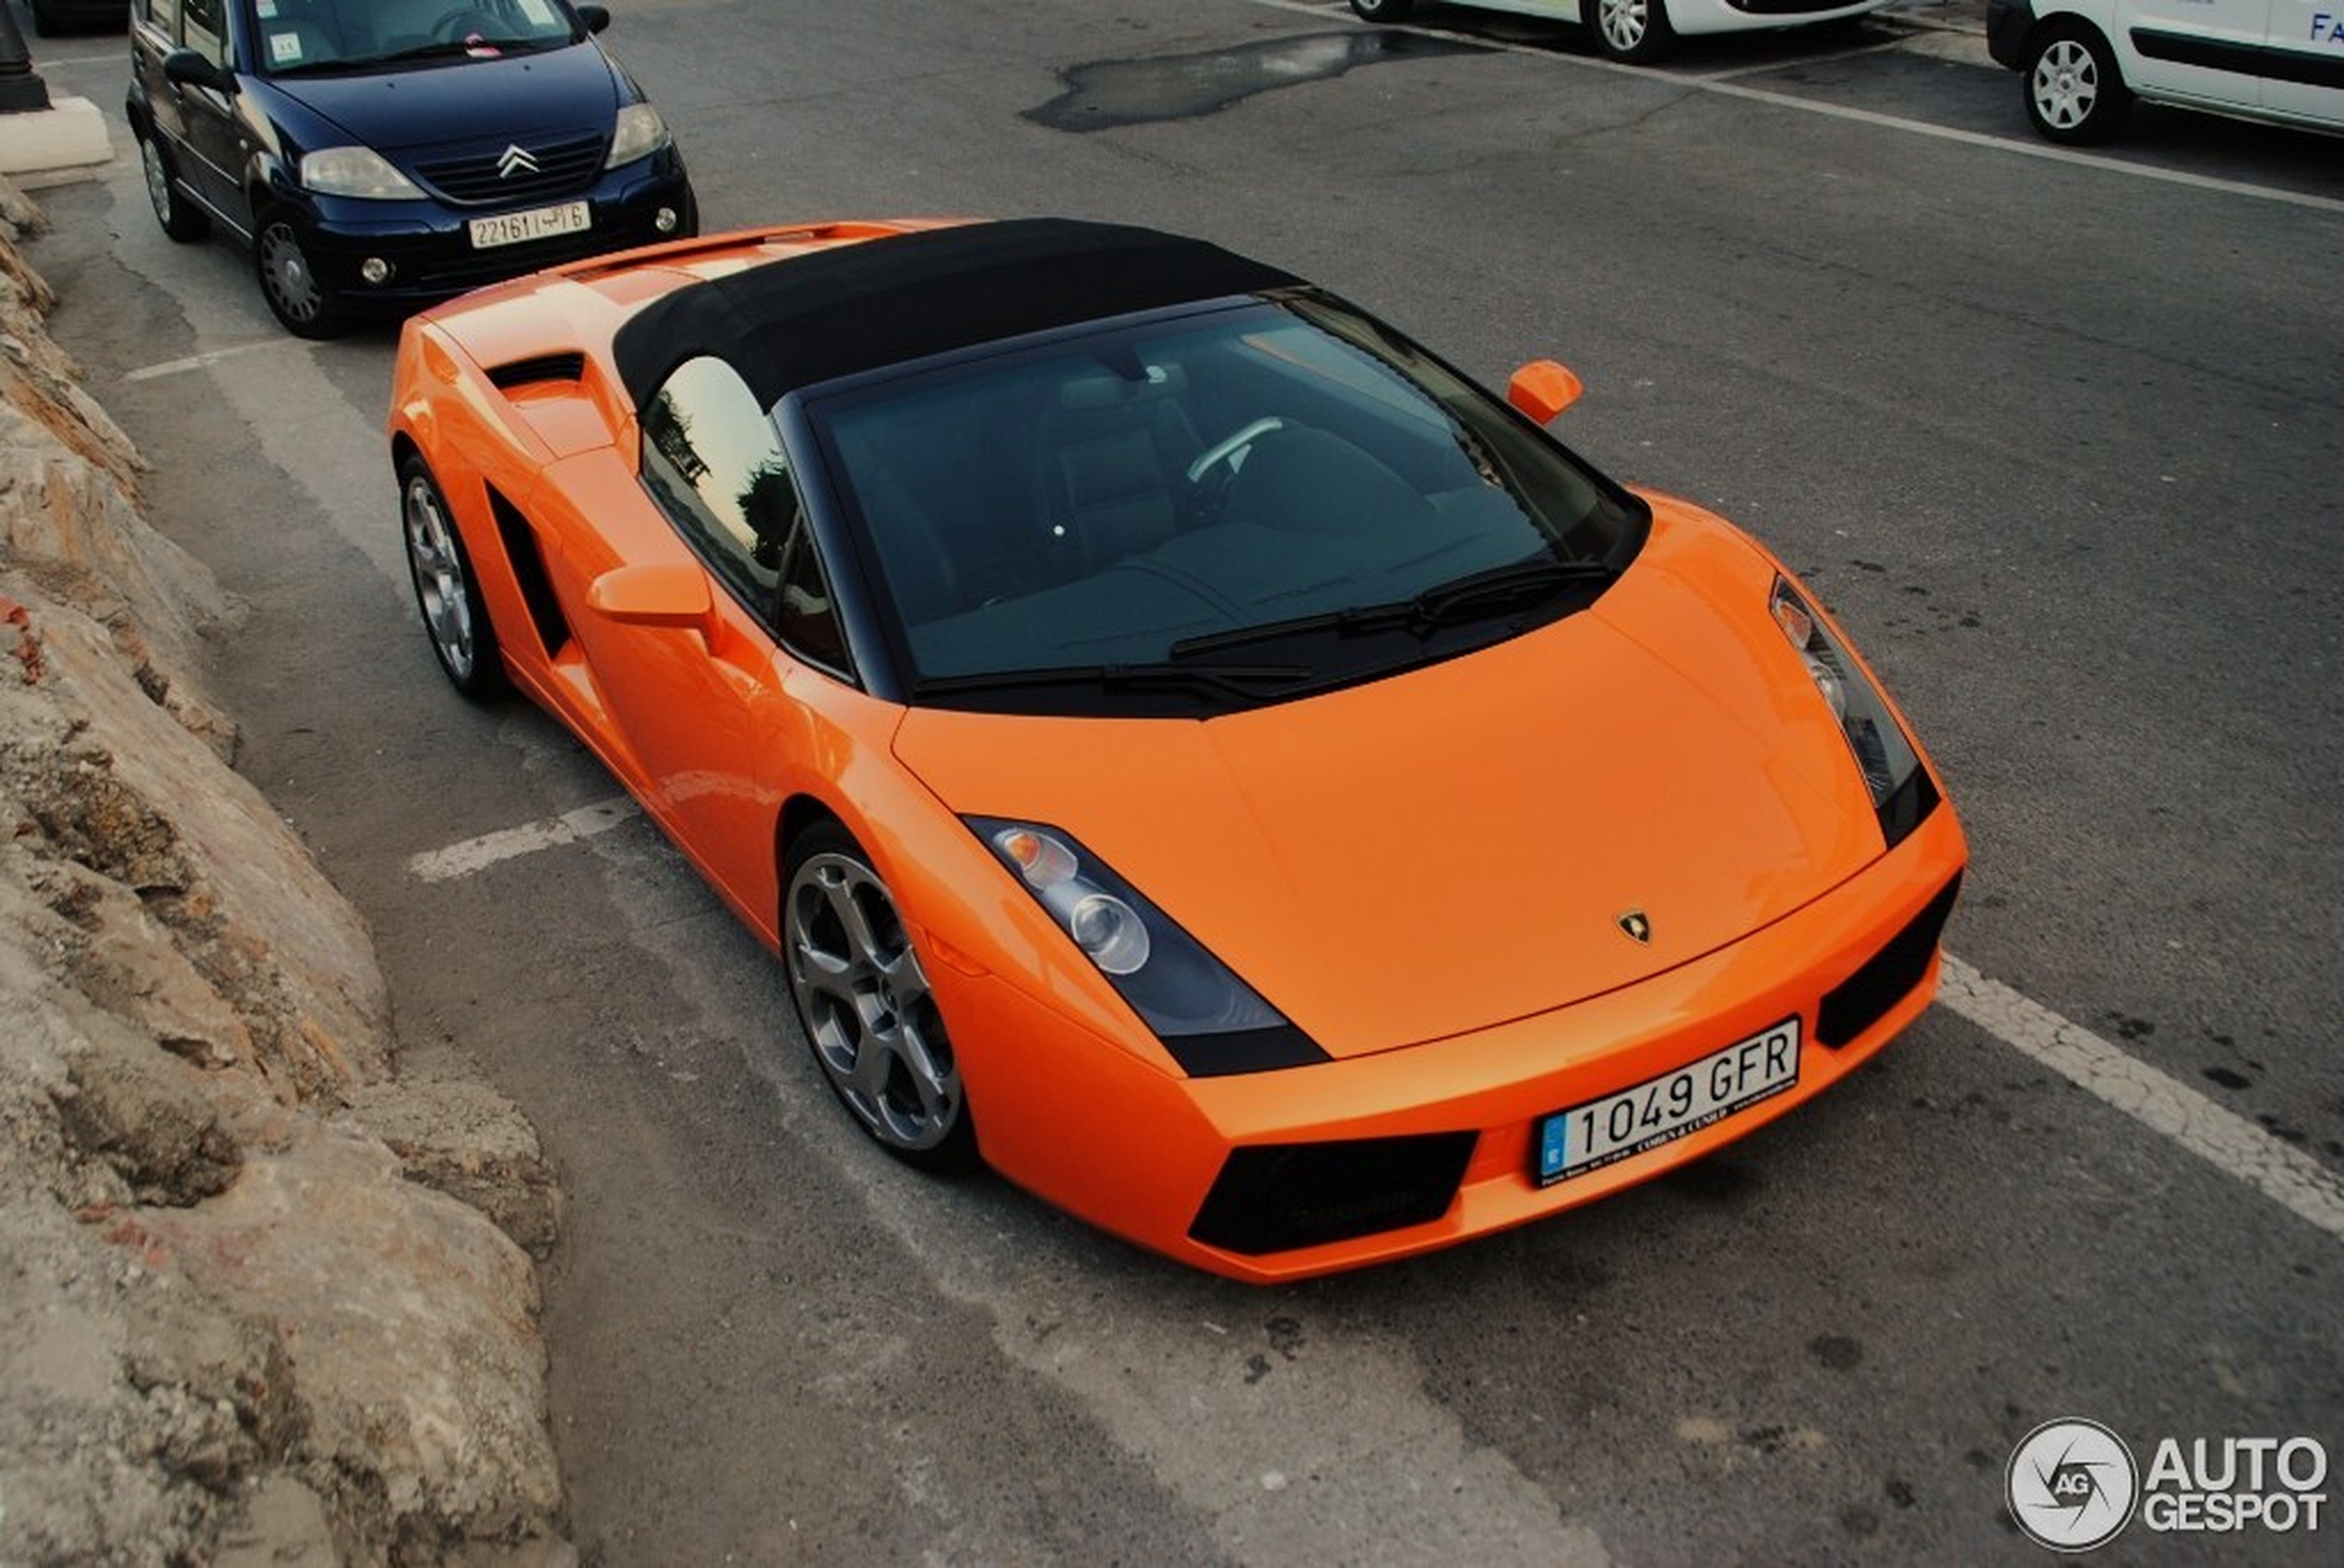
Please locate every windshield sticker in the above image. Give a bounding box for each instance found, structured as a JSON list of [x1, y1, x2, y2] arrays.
[[518, 0, 557, 23], [268, 29, 302, 63]]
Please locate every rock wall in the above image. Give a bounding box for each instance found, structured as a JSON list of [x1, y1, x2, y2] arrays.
[[0, 179, 570, 1566]]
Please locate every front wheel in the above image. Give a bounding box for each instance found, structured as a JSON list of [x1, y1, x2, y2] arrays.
[[253, 211, 348, 339], [783, 822, 975, 1172], [399, 455, 505, 700], [1591, 0, 1675, 62], [1350, 0, 1417, 19], [2023, 24, 2132, 143]]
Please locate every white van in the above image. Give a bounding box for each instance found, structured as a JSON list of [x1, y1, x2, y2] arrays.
[[1987, 0, 2344, 140], [1347, 0, 1890, 65]]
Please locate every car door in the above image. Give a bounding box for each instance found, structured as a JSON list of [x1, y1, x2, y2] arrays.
[[164, 0, 254, 229], [2259, 0, 2344, 122], [2120, 0, 2276, 109], [571, 354, 842, 931]]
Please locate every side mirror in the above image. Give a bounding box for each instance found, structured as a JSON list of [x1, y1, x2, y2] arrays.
[[588, 561, 710, 628], [161, 47, 236, 94], [1506, 360, 1584, 425], [576, 4, 612, 33]]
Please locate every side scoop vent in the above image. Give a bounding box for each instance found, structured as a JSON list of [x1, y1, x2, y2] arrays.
[[486, 352, 586, 390]]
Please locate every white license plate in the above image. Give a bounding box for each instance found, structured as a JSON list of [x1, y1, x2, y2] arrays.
[[467, 201, 591, 250], [1537, 1017, 1800, 1185]]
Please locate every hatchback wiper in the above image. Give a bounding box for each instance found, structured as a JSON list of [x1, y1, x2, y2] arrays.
[[912, 661, 1311, 702], [1168, 554, 1615, 661]]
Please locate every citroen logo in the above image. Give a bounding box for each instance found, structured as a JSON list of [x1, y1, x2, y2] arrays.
[[1616, 908, 1652, 945], [496, 144, 541, 179]]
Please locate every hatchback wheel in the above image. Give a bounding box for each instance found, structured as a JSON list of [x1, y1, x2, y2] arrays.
[[1593, 0, 1676, 61], [137, 130, 209, 243], [254, 212, 348, 339], [400, 456, 505, 699], [2024, 23, 2132, 143], [784, 824, 975, 1171]]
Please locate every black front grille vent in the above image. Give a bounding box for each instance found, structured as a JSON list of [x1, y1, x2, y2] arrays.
[[413, 130, 606, 207], [1815, 873, 1963, 1047], [1190, 1131, 1477, 1256]]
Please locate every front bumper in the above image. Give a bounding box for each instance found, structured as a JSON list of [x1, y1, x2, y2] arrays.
[[284, 150, 694, 315], [953, 797, 1967, 1284]]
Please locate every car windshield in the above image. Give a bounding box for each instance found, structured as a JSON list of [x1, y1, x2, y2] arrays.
[[809, 294, 1644, 715], [245, 0, 576, 74]]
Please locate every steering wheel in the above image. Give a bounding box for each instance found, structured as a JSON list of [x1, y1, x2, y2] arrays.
[[1185, 416, 1286, 488], [429, 7, 484, 42]]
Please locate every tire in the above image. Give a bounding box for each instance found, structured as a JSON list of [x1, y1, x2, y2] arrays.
[[253, 209, 348, 339], [1590, 0, 1675, 62], [783, 821, 976, 1172], [136, 128, 209, 244], [399, 455, 506, 700], [1350, 0, 1417, 19], [2023, 23, 2132, 144]]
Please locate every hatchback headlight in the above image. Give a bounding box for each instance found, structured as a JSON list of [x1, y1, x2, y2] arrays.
[[300, 146, 423, 200], [1770, 577, 1923, 810], [969, 817, 1328, 1076], [606, 102, 671, 168]]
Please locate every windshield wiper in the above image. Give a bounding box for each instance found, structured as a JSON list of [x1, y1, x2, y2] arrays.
[[362, 36, 554, 65], [911, 661, 1311, 703], [1168, 554, 1615, 661]]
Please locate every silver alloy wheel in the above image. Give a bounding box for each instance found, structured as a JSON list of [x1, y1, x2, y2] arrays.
[[140, 138, 173, 226], [1599, 0, 1647, 54], [2031, 39, 2098, 131], [785, 851, 963, 1153], [257, 221, 324, 327], [403, 472, 476, 680]]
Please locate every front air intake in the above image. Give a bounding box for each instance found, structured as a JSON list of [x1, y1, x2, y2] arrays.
[[1190, 1131, 1477, 1256], [1815, 873, 1962, 1047]]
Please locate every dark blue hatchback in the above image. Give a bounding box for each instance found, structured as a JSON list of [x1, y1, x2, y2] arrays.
[[126, 0, 695, 337]]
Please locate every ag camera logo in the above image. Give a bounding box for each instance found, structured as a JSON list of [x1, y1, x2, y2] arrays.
[[2007, 1418, 2138, 1552]]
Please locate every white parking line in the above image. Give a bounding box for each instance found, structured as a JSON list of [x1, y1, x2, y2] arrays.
[[1938, 957, 2344, 1241], [404, 796, 2344, 1242], [407, 795, 640, 882], [1242, 0, 2344, 217], [126, 338, 315, 384]]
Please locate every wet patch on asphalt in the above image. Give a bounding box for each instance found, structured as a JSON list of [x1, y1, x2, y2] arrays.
[[1027, 29, 1494, 132]]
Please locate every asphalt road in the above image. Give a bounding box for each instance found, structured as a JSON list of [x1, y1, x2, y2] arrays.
[[15, 0, 2342, 1562]]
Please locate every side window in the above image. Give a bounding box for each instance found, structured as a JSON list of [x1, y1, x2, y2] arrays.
[[145, 0, 183, 39], [638, 356, 848, 670], [182, 0, 225, 61]]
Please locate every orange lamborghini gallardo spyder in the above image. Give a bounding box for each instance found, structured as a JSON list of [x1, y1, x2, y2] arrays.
[[389, 218, 1966, 1283]]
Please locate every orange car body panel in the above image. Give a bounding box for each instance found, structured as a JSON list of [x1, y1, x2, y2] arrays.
[[388, 221, 1967, 1283]]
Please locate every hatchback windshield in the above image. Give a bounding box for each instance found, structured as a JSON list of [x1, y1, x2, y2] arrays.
[[247, 0, 576, 73], [812, 295, 1644, 714]]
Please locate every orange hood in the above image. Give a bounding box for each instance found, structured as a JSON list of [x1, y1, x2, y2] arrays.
[[891, 515, 1889, 1059]]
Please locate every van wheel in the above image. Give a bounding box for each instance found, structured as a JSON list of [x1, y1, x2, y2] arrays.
[[1593, 0, 1676, 63], [1349, 0, 1417, 18], [2024, 23, 2132, 144]]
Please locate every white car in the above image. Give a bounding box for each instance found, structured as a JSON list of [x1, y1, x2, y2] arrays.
[[1988, 0, 2344, 141], [1349, 0, 1889, 64]]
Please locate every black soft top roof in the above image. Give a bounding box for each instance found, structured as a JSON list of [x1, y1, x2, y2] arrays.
[[611, 218, 1303, 412]]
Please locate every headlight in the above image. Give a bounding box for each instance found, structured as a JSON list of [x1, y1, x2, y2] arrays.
[[970, 817, 1329, 1077], [1770, 577, 1923, 812], [606, 102, 671, 168], [300, 146, 423, 200]]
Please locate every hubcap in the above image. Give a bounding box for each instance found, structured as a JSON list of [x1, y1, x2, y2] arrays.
[[2033, 40, 2097, 128], [259, 223, 321, 324], [1601, 0, 1646, 51], [140, 139, 173, 224], [402, 475, 474, 678], [786, 852, 961, 1152]]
